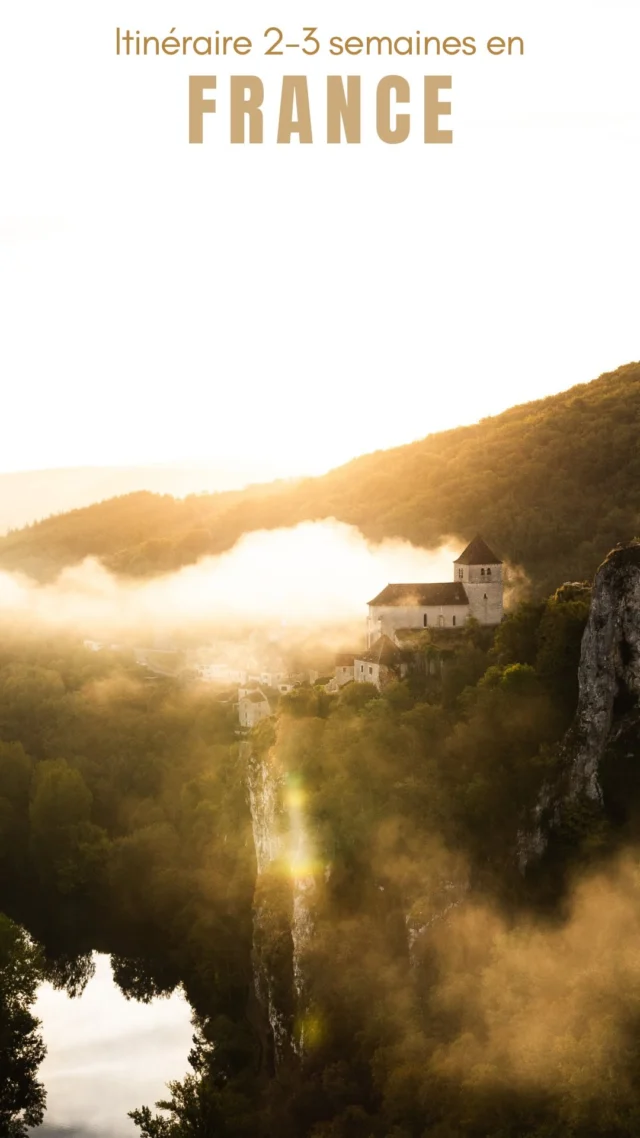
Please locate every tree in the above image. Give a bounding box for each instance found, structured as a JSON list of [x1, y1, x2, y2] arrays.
[[0, 742, 33, 876], [29, 759, 107, 894], [535, 587, 591, 720], [130, 1025, 260, 1138], [0, 914, 46, 1136]]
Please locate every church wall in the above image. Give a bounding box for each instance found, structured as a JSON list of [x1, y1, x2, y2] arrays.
[[368, 603, 471, 644]]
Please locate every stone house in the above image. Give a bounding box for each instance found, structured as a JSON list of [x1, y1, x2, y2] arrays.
[[354, 634, 406, 691], [334, 652, 356, 687], [238, 689, 272, 729]]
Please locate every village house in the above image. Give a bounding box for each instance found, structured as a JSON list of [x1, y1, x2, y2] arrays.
[[255, 668, 288, 689], [197, 663, 249, 685], [238, 689, 272, 729], [353, 634, 406, 691], [366, 535, 504, 646], [334, 653, 356, 688]]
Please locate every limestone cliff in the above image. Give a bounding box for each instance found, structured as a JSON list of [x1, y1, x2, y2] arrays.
[[244, 734, 317, 1068], [518, 541, 640, 869]]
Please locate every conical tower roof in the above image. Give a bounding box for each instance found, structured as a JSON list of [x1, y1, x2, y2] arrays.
[[453, 535, 502, 565]]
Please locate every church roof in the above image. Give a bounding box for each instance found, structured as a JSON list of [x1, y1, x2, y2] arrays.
[[356, 634, 403, 667], [368, 582, 469, 607], [453, 535, 502, 566]]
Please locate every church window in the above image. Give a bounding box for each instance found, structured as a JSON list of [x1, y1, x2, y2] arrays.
[[481, 568, 485, 576], [368, 666, 373, 675], [483, 593, 488, 600], [458, 568, 463, 579], [423, 614, 428, 627], [452, 615, 457, 627], [487, 567, 492, 576]]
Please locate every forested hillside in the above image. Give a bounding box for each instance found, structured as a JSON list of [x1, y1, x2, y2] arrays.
[[0, 585, 605, 1136], [1, 361, 639, 592], [3, 570, 640, 1136]]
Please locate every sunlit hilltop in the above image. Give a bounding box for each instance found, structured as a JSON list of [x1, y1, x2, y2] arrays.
[[1, 362, 639, 596]]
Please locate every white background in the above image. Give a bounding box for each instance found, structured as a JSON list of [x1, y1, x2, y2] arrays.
[[1, 0, 639, 479]]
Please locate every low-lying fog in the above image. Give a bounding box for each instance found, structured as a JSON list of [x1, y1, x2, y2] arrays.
[[0, 520, 463, 638]]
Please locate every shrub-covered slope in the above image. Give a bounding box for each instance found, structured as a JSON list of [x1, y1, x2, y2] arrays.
[[1, 361, 639, 591]]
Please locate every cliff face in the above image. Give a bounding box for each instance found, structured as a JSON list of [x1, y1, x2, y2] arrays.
[[244, 735, 317, 1068], [564, 544, 640, 799], [244, 741, 294, 1068], [518, 542, 640, 869]]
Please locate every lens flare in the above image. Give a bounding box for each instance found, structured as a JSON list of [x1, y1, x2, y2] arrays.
[[284, 772, 320, 879], [297, 1012, 324, 1050]]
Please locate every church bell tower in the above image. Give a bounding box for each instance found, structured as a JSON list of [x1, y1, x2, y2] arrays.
[[453, 535, 504, 625]]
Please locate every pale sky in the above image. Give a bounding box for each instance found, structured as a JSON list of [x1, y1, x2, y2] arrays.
[[35, 955, 193, 1135], [1, 0, 639, 479]]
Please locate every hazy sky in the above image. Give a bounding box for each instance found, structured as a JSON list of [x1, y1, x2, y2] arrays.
[[1, 0, 639, 478]]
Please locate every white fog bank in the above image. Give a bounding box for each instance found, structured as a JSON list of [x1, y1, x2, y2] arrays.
[[1, 521, 462, 637]]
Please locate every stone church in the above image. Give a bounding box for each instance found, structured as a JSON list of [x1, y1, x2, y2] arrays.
[[366, 535, 504, 646]]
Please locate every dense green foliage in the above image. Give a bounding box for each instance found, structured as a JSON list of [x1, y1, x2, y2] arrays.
[[0, 914, 46, 1135], [1, 362, 640, 592], [0, 636, 255, 1018], [5, 576, 633, 1136], [128, 584, 640, 1138], [3, 566, 640, 1136], [127, 583, 640, 1138]]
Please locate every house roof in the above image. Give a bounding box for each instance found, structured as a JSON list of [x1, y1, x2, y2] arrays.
[[368, 582, 469, 607], [335, 652, 355, 666], [454, 535, 502, 566], [240, 690, 269, 704], [356, 634, 403, 667]]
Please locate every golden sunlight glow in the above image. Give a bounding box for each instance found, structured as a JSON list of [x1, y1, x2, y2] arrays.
[[297, 1013, 324, 1050], [284, 787, 306, 812], [284, 773, 322, 879], [0, 521, 459, 635]]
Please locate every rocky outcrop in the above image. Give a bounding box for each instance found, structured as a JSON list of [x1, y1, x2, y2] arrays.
[[244, 736, 318, 1066], [244, 742, 294, 1066], [518, 542, 640, 869]]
